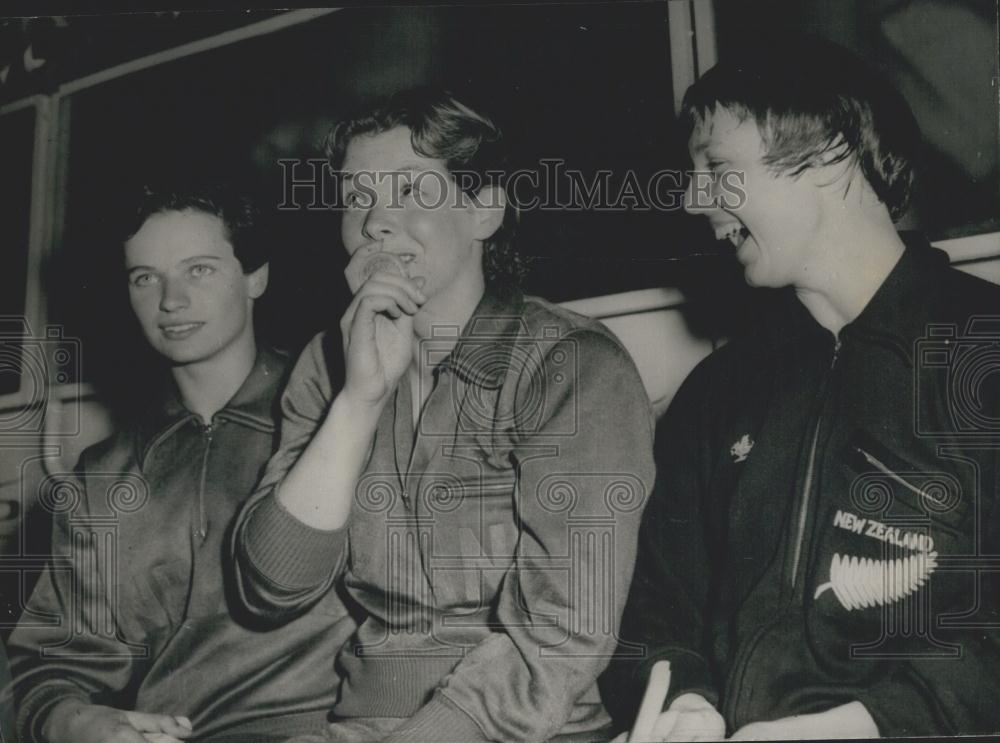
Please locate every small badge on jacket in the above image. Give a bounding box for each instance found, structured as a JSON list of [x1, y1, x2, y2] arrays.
[[730, 434, 755, 463]]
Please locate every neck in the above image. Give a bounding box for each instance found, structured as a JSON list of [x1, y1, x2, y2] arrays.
[[411, 269, 486, 371], [794, 204, 905, 337], [171, 329, 258, 424]]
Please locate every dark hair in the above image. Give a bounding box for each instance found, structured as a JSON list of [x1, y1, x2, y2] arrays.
[[123, 183, 268, 273], [681, 36, 921, 220], [325, 86, 526, 297]]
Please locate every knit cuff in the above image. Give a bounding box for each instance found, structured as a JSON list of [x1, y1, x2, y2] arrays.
[[381, 694, 489, 743], [242, 493, 347, 590], [657, 648, 718, 710], [18, 683, 90, 743]]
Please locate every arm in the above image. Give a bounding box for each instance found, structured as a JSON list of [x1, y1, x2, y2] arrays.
[[383, 329, 658, 743], [234, 275, 422, 619], [231, 333, 361, 619], [7, 468, 183, 742], [600, 362, 720, 733]]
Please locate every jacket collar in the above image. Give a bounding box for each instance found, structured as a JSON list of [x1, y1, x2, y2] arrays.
[[137, 345, 288, 463], [842, 233, 949, 354], [436, 289, 526, 390], [763, 233, 949, 355]]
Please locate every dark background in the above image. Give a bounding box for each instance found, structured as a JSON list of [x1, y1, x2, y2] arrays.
[[0, 2, 997, 423], [37, 5, 733, 423]]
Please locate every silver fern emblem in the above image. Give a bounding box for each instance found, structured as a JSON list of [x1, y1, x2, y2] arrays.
[[813, 551, 938, 611]]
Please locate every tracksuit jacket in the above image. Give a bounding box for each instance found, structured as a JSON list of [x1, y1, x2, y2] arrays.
[[8, 347, 356, 743], [602, 238, 1000, 737], [234, 290, 657, 743]]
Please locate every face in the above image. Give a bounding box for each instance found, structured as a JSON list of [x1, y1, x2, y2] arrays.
[[684, 106, 825, 289], [339, 126, 486, 305], [125, 209, 266, 367]]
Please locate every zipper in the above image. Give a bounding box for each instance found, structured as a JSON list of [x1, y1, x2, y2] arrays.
[[725, 335, 841, 727], [788, 337, 840, 590], [196, 422, 213, 539], [852, 446, 946, 507]]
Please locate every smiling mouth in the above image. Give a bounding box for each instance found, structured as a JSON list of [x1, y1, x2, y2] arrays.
[[714, 223, 750, 249], [160, 322, 204, 339]]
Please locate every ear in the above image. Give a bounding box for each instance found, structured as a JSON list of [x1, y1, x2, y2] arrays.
[[806, 134, 858, 191], [246, 263, 269, 300], [469, 185, 507, 241], [811, 134, 854, 173]]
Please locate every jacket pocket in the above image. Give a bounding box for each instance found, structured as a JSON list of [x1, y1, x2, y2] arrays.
[[840, 430, 969, 538]]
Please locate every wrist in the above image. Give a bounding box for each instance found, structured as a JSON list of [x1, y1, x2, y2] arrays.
[[41, 698, 84, 742], [334, 388, 388, 427]]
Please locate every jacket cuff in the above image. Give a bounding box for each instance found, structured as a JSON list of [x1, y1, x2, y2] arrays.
[[17, 683, 90, 743], [242, 492, 347, 590], [381, 693, 489, 743], [645, 647, 718, 710]]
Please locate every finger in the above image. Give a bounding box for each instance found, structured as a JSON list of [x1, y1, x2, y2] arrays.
[[114, 728, 151, 743], [670, 711, 726, 742], [349, 296, 406, 348], [341, 287, 413, 338], [609, 733, 628, 743], [344, 294, 405, 337], [364, 271, 427, 304], [356, 277, 422, 314], [124, 711, 193, 737], [144, 735, 185, 743], [645, 710, 678, 741]]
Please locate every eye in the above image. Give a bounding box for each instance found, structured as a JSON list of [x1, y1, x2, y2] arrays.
[[189, 263, 215, 278], [130, 272, 158, 287], [346, 189, 378, 210], [399, 178, 416, 200]]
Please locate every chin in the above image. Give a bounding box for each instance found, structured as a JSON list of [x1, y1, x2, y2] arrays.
[[742, 265, 777, 289]]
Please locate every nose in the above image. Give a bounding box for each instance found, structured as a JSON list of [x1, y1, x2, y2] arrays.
[[361, 199, 396, 242], [159, 277, 190, 313], [684, 171, 719, 215]]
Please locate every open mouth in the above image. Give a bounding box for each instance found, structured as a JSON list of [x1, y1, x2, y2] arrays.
[[715, 223, 750, 250]]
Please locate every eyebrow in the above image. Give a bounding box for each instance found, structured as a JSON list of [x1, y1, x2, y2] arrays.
[[126, 255, 222, 274], [341, 163, 436, 185]]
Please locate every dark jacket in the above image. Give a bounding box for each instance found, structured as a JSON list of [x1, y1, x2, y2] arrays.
[[7, 347, 356, 743], [603, 240, 1000, 737], [234, 290, 657, 743]]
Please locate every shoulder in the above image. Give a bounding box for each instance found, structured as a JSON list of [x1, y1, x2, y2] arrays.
[[518, 294, 633, 362], [939, 263, 1000, 317], [77, 428, 139, 475], [514, 295, 649, 400], [288, 331, 335, 384], [280, 330, 339, 412], [520, 294, 620, 339]]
